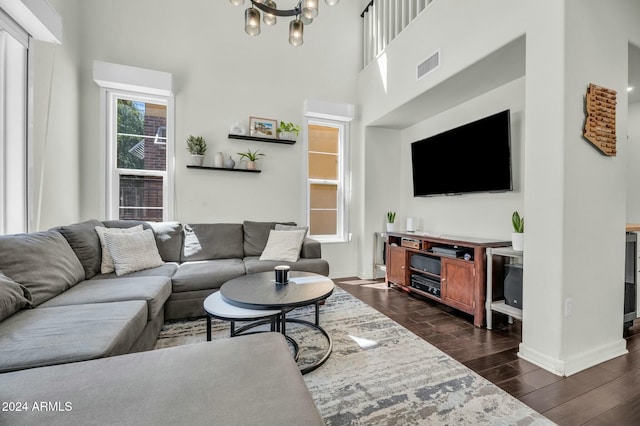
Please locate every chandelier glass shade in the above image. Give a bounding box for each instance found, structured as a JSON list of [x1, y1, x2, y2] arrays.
[[230, 0, 340, 46]]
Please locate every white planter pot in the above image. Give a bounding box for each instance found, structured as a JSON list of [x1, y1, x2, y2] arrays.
[[386, 222, 395, 232], [246, 160, 257, 170], [190, 154, 204, 167], [512, 232, 524, 251], [278, 131, 297, 141]]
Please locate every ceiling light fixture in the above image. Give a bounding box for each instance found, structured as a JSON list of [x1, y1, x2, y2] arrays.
[[230, 0, 340, 47]]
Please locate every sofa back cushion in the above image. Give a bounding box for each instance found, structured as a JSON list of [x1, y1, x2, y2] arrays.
[[0, 231, 85, 306], [52, 219, 104, 279], [148, 221, 183, 262], [0, 272, 32, 321], [182, 224, 244, 262], [242, 221, 296, 257]]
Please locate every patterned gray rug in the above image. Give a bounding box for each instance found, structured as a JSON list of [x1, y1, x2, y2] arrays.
[[155, 287, 554, 425]]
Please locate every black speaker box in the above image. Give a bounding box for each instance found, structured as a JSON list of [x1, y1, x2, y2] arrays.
[[410, 254, 441, 275], [504, 264, 523, 309]]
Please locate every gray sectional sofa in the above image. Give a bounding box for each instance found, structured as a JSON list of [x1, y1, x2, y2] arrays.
[[0, 219, 329, 374]]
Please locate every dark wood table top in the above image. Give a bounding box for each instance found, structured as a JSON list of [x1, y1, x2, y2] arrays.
[[220, 271, 334, 310]]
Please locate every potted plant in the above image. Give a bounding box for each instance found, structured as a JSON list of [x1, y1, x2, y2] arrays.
[[386, 211, 396, 232], [277, 121, 301, 141], [237, 149, 265, 170], [186, 135, 207, 166], [511, 210, 524, 251]]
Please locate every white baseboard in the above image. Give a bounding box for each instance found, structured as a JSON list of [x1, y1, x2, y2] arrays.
[[518, 338, 628, 377]]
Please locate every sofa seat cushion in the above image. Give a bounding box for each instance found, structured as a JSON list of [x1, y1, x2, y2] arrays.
[[0, 301, 148, 373], [0, 230, 85, 306], [91, 262, 178, 281], [244, 256, 330, 276], [38, 277, 171, 320], [0, 334, 325, 426], [172, 259, 246, 293]]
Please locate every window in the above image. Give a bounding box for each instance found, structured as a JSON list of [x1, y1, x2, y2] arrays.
[[106, 92, 172, 221], [306, 119, 348, 242], [0, 27, 28, 234], [94, 60, 174, 222]]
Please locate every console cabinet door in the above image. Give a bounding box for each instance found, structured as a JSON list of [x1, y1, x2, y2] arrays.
[[386, 245, 407, 286], [441, 258, 475, 313]]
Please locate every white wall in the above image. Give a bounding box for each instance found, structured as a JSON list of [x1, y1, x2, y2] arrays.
[[401, 78, 525, 239], [30, 0, 80, 230], [627, 102, 640, 221], [38, 0, 362, 277]]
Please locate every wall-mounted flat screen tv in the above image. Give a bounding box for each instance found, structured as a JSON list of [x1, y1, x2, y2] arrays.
[[411, 109, 512, 197]]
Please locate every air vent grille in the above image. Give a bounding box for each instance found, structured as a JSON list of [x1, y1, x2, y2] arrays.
[[417, 50, 440, 81]]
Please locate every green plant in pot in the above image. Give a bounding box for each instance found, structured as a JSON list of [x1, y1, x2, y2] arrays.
[[386, 211, 396, 232], [237, 149, 265, 170], [511, 210, 524, 251], [186, 135, 207, 166], [277, 121, 301, 141]]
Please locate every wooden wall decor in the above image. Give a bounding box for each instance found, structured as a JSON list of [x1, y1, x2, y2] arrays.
[[583, 83, 617, 156]]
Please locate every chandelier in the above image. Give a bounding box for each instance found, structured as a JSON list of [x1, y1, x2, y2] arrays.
[[229, 0, 340, 47]]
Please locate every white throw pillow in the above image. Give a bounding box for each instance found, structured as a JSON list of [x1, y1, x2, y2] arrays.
[[259, 229, 307, 263], [275, 224, 309, 239], [95, 225, 144, 274], [103, 229, 164, 276]]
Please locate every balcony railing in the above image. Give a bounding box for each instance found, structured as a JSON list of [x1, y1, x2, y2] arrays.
[[361, 0, 434, 68]]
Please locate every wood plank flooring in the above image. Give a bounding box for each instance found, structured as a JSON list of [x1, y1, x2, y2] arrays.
[[335, 278, 640, 426]]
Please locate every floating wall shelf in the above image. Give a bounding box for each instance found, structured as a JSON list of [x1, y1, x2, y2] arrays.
[[186, 165, 261, 173], [228, 133, 296, 145]]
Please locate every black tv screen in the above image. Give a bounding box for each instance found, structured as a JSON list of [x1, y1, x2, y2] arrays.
[[411, 109, 512, 196]]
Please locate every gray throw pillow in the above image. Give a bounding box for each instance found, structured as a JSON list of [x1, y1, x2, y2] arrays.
[[0, 231, 85, 306], [53, 219, 104, 279], [0, 272, 32, 321], [243, 221, 296, 257]]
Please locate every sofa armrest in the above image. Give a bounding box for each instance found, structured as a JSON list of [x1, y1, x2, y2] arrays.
[[300, 238, 322, 259]]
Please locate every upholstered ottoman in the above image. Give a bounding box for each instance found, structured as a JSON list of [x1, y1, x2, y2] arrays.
[[0, 333, 325, 426]]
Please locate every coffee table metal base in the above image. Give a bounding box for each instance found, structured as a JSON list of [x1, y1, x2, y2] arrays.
[[204, 292, 332, 374]]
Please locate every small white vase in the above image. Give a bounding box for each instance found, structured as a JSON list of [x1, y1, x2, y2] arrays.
[[512, 232, 524, 251], [190, 154, 204, 167], [213, 152, 224, 168], [386, 222, 395, 232]]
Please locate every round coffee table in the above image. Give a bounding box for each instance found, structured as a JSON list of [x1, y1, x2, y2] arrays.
[[220, 271, 334, 374]]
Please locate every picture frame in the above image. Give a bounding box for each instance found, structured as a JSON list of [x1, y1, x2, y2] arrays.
[[249, 117, 277, 138]]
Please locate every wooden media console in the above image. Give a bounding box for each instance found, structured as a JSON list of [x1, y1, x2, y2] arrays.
[[385, 232, 510, 327]]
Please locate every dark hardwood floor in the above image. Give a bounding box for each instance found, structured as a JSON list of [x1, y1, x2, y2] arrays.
[[335, 278, 640, 426]]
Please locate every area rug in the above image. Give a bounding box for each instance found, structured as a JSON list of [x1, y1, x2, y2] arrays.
[[155, 287, 554, 425]]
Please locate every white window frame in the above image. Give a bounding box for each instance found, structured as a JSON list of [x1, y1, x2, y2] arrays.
[[0, 24, 29, 234], [105, 89, 174, 221], [94, 60, 174, 222], [306, 118, 350, 243]]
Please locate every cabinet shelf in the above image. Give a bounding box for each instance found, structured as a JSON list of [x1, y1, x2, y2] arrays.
[[186, 165, 261, 173], [228, 133, 296, 145], [408, 267, 440, 280], [490, 300, 523, 320]]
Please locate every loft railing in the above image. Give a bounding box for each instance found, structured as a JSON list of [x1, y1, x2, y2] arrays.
[[361, 0, 434, 68]]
